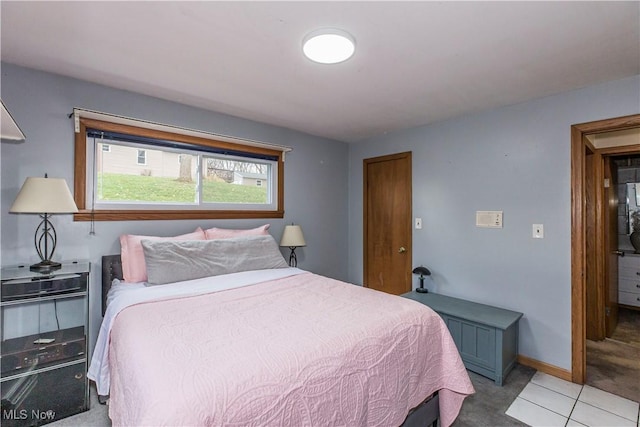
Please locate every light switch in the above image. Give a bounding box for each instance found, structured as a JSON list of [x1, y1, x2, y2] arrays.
[[533, 224, 544, 239], [415, 217, 422, 229]]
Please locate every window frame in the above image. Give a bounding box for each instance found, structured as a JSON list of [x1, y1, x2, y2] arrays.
[[74, 117, 285, 221]]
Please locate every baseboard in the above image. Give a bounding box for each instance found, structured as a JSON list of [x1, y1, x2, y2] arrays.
[[618, 303, 640, 312], [517, 354, 573, 382]]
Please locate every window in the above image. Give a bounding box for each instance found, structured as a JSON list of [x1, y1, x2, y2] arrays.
[[136, 149, 147, 165], [74, 117, 285, 221]]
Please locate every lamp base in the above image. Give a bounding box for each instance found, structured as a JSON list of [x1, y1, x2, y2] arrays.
[[30, 260, 62, 273], [415, 287, 429, 293], [288, 247, 298, 267]]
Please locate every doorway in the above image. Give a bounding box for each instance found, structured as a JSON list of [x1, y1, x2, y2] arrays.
[[586, 153, 640, 402], [571, 114, 640, 401], [363, 152, 412, 295]]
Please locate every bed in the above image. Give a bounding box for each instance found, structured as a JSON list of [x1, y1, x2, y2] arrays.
[[89, 234, 473, 427]]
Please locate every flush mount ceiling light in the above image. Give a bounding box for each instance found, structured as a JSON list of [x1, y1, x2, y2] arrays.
[[302, 28, 355, 64]]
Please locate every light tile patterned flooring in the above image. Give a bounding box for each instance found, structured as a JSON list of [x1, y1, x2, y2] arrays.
[[506, 372, 640, 426]]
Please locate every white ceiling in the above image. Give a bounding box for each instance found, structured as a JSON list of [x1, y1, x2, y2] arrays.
[[1, 1, 639, 143]]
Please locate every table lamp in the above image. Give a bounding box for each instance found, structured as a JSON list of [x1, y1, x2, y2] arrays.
[[280, 224, 306, 267], [9, 174, 78, 272], [412, 266, 431, 293]]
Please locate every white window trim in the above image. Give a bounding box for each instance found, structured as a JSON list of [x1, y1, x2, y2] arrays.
[[136, 149, 147, 165]]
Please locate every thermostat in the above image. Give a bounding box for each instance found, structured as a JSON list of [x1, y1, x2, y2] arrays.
[[476, 211, 503, 228]]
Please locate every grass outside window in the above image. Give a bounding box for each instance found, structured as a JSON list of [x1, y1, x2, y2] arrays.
[[97, 174, 268, 204]]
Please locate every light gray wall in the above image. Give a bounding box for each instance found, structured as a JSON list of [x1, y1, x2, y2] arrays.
[[1, 63, 349, 351], [4, 61, 639, 373], [348, 75, 640, 371]]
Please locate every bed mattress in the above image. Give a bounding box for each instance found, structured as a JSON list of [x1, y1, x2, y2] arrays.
[[89, 269, 473, 426]]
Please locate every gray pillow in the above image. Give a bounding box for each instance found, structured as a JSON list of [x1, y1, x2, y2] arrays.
[[141, 234, 288, 285]]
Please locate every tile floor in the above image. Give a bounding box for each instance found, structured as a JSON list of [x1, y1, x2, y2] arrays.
[[506, 372, 640, 426]]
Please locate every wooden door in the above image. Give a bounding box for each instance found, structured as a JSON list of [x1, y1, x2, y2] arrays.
[[586, 154, 620, 340], [585, 150, 604, 340], [604, 156, 619, 337], [363, 152, 412, 295]]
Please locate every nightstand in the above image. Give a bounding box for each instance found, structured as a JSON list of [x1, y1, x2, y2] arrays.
[[1, 261, 90, 426], [402, 291, 523, 385]]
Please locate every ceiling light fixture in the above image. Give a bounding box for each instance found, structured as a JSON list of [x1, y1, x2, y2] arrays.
[[302, 28, 355, 64]]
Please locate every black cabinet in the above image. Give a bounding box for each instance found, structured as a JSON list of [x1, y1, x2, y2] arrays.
[[1, 262, 90, 426]]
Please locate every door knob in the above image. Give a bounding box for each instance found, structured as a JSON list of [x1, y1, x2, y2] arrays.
[[614, 250, 625, 257], [398, 247, 406, 253]]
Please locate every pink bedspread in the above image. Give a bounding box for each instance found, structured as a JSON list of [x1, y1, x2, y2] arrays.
[[108, 272, 474, 426]]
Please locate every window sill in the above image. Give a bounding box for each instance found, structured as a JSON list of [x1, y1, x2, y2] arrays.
[[73, 209, 284, 221]]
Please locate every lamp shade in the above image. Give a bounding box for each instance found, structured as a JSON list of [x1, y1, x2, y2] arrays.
[[10, 177, 78, 214], [280, 225, 306, 247], [1, 99, 26, 142]]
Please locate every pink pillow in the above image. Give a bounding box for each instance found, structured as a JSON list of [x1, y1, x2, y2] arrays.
[[120, 228, 206, 282], [204, 224, 270, 240]]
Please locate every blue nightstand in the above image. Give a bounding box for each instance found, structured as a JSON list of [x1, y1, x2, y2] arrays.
[[402, 291, 523, 386]]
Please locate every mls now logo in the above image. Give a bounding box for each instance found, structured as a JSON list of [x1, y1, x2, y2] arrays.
[[2, 409, 56, 421], [32, 409, 56, 421]]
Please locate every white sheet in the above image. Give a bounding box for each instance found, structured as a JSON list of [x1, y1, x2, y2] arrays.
[[105, 278, 146, 307], [88, 267, 305, 396]]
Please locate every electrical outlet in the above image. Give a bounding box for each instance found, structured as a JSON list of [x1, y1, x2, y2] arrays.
[[415, 217, 422, 229], [533, 224, 544, 238]]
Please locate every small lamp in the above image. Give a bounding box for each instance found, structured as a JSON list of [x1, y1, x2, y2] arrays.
[[9, 174, 78, 272], [412, 266, 431, 293], [280, 224, 306, 267]]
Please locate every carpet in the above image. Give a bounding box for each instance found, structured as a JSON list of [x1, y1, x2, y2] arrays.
[[453, 364, 535, 427], [50, 364, 535, 427]]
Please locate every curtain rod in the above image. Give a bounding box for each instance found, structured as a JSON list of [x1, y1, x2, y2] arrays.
[[69, 107, 293, 155]]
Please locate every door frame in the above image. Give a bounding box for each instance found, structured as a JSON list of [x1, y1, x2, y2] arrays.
[[571, 113, 640, 383]]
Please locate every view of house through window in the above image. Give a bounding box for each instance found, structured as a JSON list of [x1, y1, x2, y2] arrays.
[[94, 140, 272, 207], [202, 156, 269, 204], [74, 115, 285, 221]]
